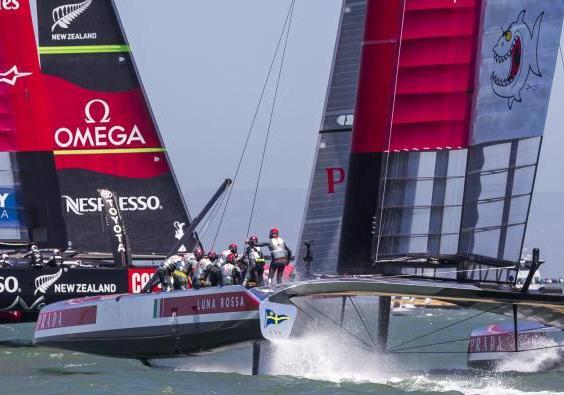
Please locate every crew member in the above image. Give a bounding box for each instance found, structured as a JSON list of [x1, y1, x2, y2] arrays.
[[206, 250, 223, 286], [242, 235, 265, 287], [46, 249, 63, 268], [219, 243, 238, 265], [0, 254, 12, 268], [142, 255, 182, 293], [192, 250, 213, 290], [220, 253, 241, 286], [26, 244, 44, 269], [258, 228, 292, 285], [174, 259, 191, 290]]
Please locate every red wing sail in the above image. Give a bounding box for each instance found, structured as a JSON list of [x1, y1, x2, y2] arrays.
[[35, 0, 194, 254], [0, 0, 66, 244]]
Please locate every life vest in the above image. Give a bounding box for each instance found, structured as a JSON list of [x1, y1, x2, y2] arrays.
[[270, 237, 288, 260], [221, 263, 237, 285]]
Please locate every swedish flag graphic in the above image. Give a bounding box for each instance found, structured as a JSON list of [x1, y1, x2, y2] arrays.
[[265, 309, 290, 327]]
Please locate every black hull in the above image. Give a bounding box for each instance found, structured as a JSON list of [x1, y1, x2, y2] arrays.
[[0, 268, 152, 312]]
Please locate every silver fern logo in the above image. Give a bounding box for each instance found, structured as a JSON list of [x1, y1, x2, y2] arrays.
[[34, 269, 63, 295], [51, 0, 93, 32]]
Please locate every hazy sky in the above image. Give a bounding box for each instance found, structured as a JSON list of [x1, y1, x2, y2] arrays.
[[114, 0, 564, 276]]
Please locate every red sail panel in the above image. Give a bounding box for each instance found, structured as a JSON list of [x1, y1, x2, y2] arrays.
[[0, 0, 50, 152], [352, 0, 481, 154]]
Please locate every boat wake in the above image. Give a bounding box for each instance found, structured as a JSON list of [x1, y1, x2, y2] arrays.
[[496, 337, 564, 373], [261, 331, 562, 395]]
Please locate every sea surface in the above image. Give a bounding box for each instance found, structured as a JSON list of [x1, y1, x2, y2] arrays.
[[0, 302, 562, 394]]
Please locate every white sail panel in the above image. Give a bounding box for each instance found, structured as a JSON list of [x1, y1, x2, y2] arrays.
[[472, 0, 564, 144]]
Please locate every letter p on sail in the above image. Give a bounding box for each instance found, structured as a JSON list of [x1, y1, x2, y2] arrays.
[[259, 301, 297, 341], [326, 167, 345, 194]]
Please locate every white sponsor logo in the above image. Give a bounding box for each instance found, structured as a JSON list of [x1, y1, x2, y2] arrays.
[[34, 269, 63, 295], [336, 114, 354, 126], [51, 0, 93, 32], [0, 276, 18, 293], [174, 221, 187, 252], [98, 189, 127, 253], [0, 0, 20, 10], [130, 272, 152, 293], [54, 99, 147, 148], [62, 195, 162, 216], [0, 193, 11, 221], [0, 66, 32, 86], [53, 283, 116, 293]]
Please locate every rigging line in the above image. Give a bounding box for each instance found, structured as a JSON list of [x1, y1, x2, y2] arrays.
[[387, 304, 505, 352], [392, 344, 564, 355], [390, 337, 470, 352], [211, 0, 296, 249], [349, 297, 378, 348], [246, 0, 295, 237], [390, 325, 558, 353], [300, 299, 377, 352], [199, 191, 228, 242], [374, 0, 407, 263], [559, 46, 564, 72]]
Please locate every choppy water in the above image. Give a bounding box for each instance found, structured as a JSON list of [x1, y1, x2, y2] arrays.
[[0, 307, 562, 395]]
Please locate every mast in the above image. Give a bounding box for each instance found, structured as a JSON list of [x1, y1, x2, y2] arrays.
[[297, 0, 367, 274]]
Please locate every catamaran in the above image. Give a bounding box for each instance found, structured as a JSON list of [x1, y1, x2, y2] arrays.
[[262, 0, 564, 371], [32, 0, 564, 373]]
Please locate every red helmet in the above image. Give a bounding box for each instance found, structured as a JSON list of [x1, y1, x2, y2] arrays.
[[229, 243, 238, 254], [193, 247, 204, 260], [226, 253, 236, 264], [248, 235, 258, 245], [270, 228, 279, 238], [207, 250, 218, 261]]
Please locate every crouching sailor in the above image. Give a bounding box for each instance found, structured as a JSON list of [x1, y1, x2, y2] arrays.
[[25, 244, 44, 269], [191, 248, 213, 289], [258, 228, 292, 285], [242, 235, 265, 287], [221, 253, 241, 286], [142, 256, 184, 293], [206, 250, 223, 286]]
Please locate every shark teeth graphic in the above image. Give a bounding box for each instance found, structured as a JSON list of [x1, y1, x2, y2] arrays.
[[0, 66, 32, 86]]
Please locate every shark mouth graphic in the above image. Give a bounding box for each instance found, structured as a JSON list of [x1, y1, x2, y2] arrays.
[[492, 35, 522, 87]]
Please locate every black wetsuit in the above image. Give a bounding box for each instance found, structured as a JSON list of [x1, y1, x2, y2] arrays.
[[27, 249, 44, 269]]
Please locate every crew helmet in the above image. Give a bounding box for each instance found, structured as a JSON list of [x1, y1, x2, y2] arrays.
[[193, 247, 204, 260], [207, 250, 218, 261], [269, 228, 279, 238], [248, 235, 258, 245], [226, 253, 236, 264], [228, 243, 238, 254]]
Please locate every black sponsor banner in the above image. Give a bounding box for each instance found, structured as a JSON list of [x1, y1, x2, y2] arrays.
[[98, 189, 131, 267], [41, 53, 139, 92], [58, 169, 191, 255], [16, 152, 68, 247], [38, 0, 126, 47], [0, 268, 129, 311]]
